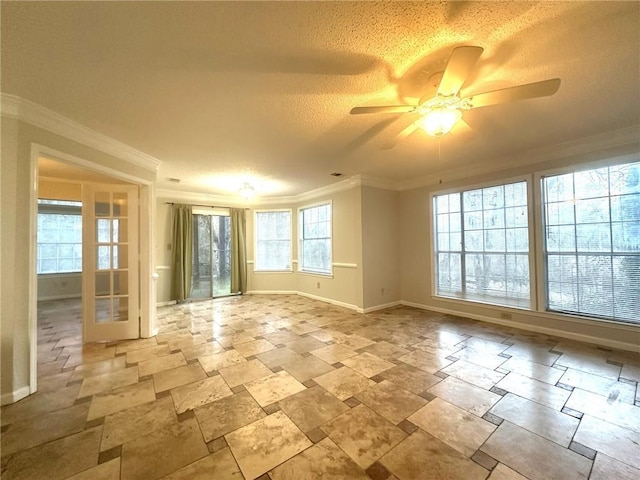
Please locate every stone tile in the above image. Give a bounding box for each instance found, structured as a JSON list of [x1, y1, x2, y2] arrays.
[[198, 349, 246, 373], [378, 363, 442, 394], [262, 330, 302, 345], [453, 347, 508, 370], [218, 358, 272, 388], [320, 404, 406, 469], [121, 417, 208, 480], [115, 337, 158, 355], [138, 352, 187, 377], [171, 375, 234, 414], [179, 341, 225, 361], [481, 421, 592, 480], [428, 376, 502, 417], [565, 388, 640, 433], [234, 338, 276, 357], [278, 385, 349, 433], [397, 349, 453, 374], [153, 363, 207, 393], [194, 390, 266, 442], [440, 359, 505, 390], [245, 370, 306, 407], [66, 457, 120, 480], [496, 372, 571, 410], [167, 333, 207, 352], [490, 393, 579, 447], [590, 452, 640, 480], [461, 337, 509, 355], [333, 334, 375, 350], [225, 410, 312, 480], [281, 354, 335, 382], [354, 379, 427, 425], [256, 347, 304, 369], [270, 437, 369, 479], [559, 368, 636, 404], [216, 332, 256, 347], [503, 342, 561, 366], [573, 415, 640, 469], [361, 341, 410, 362], [69, 357, 127, 382], [620, 363, 640, 383], [125, 344, 171, 364], [342, 352, 395, 378], [1, 403, 89, 457], [163, 448, 241, 479], [286, 336, 327, 354], [555, 352, 621, 380], [1, 426, 102, 480], [488, 463, 528, 480], [35, 370, 74, 394], [63, 345, 117, 368], [380, 429, 488, 480], [0, 384, 80, 426], [78, 366, 139, 398], [314, 366, 376, 401], [408, 397, 495, 457], [100, 396, 177, 452], [500, 356, 565, 384], [310, 344, 358, 364], [87, 380, 156, 421]]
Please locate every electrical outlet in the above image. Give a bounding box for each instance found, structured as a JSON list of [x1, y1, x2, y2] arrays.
[[500, 312, 512, 320], [381, 288, 385, 295]]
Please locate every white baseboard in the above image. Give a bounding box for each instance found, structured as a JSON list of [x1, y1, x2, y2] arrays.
[[246, 290, 297, 295], [362, 301, 402, 314], [401, 300, 640, 353], [156, 300, 177, 307], [1, 385, 30, 406], [295, 291, 361, 313]]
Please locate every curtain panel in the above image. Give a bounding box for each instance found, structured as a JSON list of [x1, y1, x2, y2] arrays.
[[230, 208, 247, 294], [170, 204, 193, 302]]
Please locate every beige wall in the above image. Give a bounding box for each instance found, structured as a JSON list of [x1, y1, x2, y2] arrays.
[[399, 143, 640, 351], [1, 118, 156, 404], [361, 186, 401, 310]]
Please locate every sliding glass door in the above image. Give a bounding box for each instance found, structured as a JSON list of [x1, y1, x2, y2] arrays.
[[191, 213, 231, 298]]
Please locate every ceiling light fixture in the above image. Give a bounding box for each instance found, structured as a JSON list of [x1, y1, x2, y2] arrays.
[[239, 182, 256, 200], [417, 95, 468, 137]]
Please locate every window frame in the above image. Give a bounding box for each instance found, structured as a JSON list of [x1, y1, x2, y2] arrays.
[[534, 154, 640, 324], [298, 200, 333, 276], [430, 154, 639, 327], [430, 175, 536, 310], [254, 209, 293, 273]]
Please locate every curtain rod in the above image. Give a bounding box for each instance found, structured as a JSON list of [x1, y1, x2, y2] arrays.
[[165, 202, 250, 210]]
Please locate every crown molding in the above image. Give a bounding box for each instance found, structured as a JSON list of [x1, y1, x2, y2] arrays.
[[1, 93, 162, 173], [398, 125, 640, 191]]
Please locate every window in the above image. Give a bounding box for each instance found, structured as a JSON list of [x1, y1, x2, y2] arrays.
[[542, 161, 640, 323], [433, 181, 530, 308], [299, 202, 332, 275], [37, 200, 82, 274], [255, 210, 292, 271]]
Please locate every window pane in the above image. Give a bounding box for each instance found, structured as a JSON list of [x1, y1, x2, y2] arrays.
[[255, 211, 292, 271], [36, 208, 82, 274], [543, 160, 640, 323], [299, 204, 332, 274], [434, 181, 530, 308]]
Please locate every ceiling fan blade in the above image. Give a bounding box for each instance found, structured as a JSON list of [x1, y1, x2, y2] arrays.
[[465, 78, 561, 108], [350, 106, 416, 115], [382, 122, 419, 149], [436, 46, 484, 97]]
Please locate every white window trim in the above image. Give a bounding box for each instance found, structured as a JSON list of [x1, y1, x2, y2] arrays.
[[298, 200, 333, 276], [253, 208, 293, 273]]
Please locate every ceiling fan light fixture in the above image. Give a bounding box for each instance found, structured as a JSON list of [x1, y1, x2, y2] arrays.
[[420, 107, 462, 137]]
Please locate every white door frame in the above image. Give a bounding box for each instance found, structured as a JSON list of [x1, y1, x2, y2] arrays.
[[29, 143, 156, 394]]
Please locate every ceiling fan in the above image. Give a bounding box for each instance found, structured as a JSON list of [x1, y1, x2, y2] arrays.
[[350, 46, 560, 142]]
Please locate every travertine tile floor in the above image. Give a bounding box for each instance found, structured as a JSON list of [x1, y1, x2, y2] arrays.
[[2, 295, 639, 479]]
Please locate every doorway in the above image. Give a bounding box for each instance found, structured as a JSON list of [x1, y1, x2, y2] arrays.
[[191, 212, 232, 298]]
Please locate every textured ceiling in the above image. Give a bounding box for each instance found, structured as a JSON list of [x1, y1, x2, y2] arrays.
[[3, 1, 639, 198]]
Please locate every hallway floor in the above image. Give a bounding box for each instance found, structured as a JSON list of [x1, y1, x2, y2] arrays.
[[1, 295, 639, 479]]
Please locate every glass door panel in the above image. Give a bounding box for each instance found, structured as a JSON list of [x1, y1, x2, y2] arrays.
[[191, 213, 231, 299]]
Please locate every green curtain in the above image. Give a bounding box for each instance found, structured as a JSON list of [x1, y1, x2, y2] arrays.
[[170, 204, 193, 302], [230, 208, 247, 294]]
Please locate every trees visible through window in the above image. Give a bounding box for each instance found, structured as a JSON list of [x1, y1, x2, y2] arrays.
[[37, 200, 82, 274], [433, 181, 530, 308], [255, 210, 291, 271], [299, 203, 332, 275], [542, 161, 640, 323]]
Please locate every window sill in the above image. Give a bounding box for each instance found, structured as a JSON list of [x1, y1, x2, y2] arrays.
[[253, 269, 294, 274], [298, 270, 333, 278]]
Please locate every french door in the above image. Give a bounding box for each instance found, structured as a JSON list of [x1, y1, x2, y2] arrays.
[[191, 213, 231, 298], [82, 184, 139, 341]]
